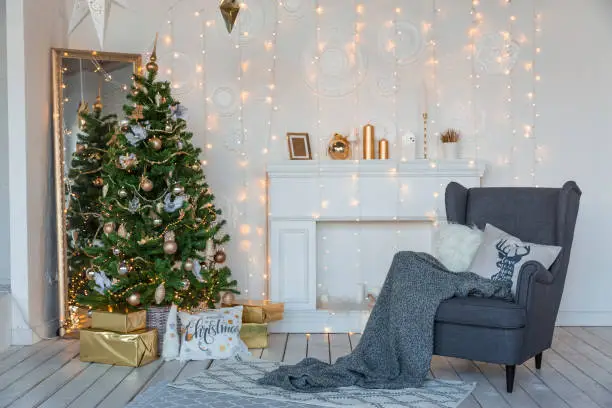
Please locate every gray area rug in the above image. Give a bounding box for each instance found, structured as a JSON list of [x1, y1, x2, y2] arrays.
[[145, 359, 475, 408]]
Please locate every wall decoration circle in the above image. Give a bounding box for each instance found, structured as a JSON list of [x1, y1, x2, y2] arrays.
[[224, 127, 248, 158], [476, 32, 521, 75], [211, 86, 239, 117], [376, 75, 401, 97], [378, 20, 423, 66], [302, 33, 368, 98], [282, 0, 306, 19], [157, 51, 196, 95], [230, 0, 266, 45]]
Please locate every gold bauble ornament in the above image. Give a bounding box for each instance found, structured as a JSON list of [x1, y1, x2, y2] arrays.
[[117, 224, 128, 239], [328, 133, 351, 160], [127, 293, 141, 306], [149, 137, 162, 151], [140, 178, 154, 192], [163, 241, 178, 255], [86, 269, 96, 280], [214, 250, 227, 264], [92, 177, 104, 187], [221, 292, 235, 305], [103, 222, 115, 235], [154, 283, 166, 305], [93, 93, 103, 112], [184, 260, 194, 271]]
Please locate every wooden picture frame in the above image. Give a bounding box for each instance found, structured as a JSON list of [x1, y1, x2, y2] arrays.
[[287, 133, 312, 160]]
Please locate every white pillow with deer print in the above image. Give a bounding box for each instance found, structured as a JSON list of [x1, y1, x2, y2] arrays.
[[469, 224, 561, 296]]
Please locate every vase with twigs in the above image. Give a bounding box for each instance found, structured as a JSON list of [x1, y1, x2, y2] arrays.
[[440, 129, 461, 160]]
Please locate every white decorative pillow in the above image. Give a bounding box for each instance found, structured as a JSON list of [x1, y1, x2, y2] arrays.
[[433, 223, 483, 272], [178, 306, 247, 361], [470, 224, 561, 295], [162, 304, 179, 361]]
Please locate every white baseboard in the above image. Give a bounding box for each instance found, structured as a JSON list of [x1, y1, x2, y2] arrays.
[[556, 311, 612, 327], [0, 295, 10, 352]]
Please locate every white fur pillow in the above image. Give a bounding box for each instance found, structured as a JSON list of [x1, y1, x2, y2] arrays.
[[433, 223, 483, 272]]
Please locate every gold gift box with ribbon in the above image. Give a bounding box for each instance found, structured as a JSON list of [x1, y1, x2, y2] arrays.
[[91, 309, 147, 333], [240, 323, 269, 349], [80, 328, 158, 367], [225, 300, 284, 324]]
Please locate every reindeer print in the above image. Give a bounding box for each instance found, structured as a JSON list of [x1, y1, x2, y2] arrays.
[[491, 239, 531, 282]]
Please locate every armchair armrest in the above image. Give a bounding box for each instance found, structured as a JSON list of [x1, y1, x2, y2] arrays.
[[515, 261, 554, 308]]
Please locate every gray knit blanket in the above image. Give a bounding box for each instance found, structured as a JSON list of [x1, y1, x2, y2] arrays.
[[258, 251, 513, 392]]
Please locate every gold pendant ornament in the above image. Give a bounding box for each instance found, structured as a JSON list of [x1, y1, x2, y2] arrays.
[[219, 0, 241, 34], [328, 133, 351, 160]]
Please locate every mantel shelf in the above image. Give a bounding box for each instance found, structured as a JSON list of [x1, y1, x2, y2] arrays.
[[267, 159, 486, 178]]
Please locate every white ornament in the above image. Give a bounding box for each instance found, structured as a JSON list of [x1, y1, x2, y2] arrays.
[[68, 0, 129, 49], [155, 283, 166, 305]]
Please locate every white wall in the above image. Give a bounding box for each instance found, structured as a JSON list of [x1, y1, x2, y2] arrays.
[[66, 0, 612, 325], [0, 0, 9, 290], [7, 0, 67, 343]]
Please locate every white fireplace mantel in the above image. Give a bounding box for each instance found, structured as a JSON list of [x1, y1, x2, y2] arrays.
[[267, 160, 486, 333]]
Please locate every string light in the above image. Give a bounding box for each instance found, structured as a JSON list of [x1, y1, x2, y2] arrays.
[[531, 2, 542, 187], [469, 0, 482, 160], [504, 1, 518, 184], [430, 0, 440, 160]]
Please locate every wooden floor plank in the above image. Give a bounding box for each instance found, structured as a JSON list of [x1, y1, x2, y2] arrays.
[[249, 349, 264, 359], [283, 334, 307, 364], [524, 358, 601, 408], [565, 327, 612, 359], [545, 348, 612, 408], [139, 360, 185, 394], [552, 332, 612, 392], [96, 358, 164, 408], [514, 363, 570, 408], [38, 364, 112, 408], [472, 361, 539, 408], [430, 356, 481, 408], [8, 357, 89, 408], [307, 334, 330, 363], [0, 340, 68, 390], [0, 346, 23, 363], [586, 327, 612, 345], [556, 328, 612, 374], [348, 333, 361, 351], [0, 340, 56, 376], [174, 360, 212, 382], [67, 365, 134, 408], [447, 357, 511, 408], [260, 333, 287, 362], [329, 334, 351, 363], [0, 341, 80, 408]]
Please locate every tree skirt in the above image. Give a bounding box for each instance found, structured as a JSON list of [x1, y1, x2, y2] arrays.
[[129, 359, 475, 408]]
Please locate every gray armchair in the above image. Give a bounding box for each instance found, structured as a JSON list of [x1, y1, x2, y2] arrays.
[[434, 181, 581, 393]]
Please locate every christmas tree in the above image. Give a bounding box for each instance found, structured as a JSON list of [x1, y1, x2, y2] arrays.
[[78, 41, 238, 311], [66, 99, 118, 308]]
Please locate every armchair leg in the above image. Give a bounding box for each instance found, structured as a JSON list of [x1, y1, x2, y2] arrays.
[[535, 352, 543, 370], [506, 365, 516, 393]]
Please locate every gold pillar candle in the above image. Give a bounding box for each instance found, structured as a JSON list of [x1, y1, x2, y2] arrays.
[[379, 139, 389, 160], [363, 124, 375, 160]]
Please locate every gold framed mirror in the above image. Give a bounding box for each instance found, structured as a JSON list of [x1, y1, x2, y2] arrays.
[[52, 49, 142, 336]]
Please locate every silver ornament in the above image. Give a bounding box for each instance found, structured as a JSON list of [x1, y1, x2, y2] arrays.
[[86, 269, 96, 280], [163, 241, 178, 255], [153, 218, 163, 227], [127, 293, 141, 306], [177, 141, 184, 149], [154, 283, 166, 305], [172, 185, 185, 195], [118, 262, 129, 275], [222, 292, 236, 305], [112, 247, 121, 256], [183, 260, 194, 271], [181, 279, 191, 290], [118, 188, 129, 198], [103, 222, 115, 235]]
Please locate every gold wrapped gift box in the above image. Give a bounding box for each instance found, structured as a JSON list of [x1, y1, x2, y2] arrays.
[[226, 300, 284, 324], [80, 328, 158, 367], [91, 310, 147, 333], [240, 323, 269, 349]]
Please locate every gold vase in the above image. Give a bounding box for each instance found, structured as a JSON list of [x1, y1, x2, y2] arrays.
[[363, 124, 375, 160], [328, 133, 351, 160]]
